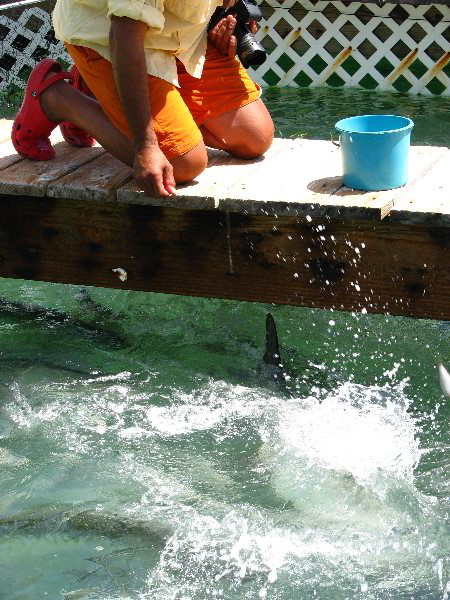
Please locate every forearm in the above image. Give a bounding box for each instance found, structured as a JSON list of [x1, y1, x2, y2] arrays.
[[109, 16, 156, 149]]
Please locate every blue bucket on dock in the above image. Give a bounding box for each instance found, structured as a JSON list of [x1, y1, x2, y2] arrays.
[[335, 115, 414, 191]]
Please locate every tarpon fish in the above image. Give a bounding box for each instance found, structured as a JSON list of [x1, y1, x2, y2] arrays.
[[0, 506, 172, 543], [0, 297, 127, 349]]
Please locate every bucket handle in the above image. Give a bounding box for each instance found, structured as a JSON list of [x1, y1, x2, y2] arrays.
[[330, 134, 340, 148]]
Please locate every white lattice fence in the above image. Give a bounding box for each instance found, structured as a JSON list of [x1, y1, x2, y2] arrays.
[[0, 0, 448, 95], [249, 0, 450, 95], [0, 2, 70, 90]]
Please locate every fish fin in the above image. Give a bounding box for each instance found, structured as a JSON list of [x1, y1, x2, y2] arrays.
[[263, 313, 282, 367]]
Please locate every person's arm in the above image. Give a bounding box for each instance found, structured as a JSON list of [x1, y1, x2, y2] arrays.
[[109, 15, 176, 197]]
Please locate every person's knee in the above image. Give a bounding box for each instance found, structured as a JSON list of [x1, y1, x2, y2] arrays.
[[230, 118, 275, 160], [172, 142, 208, 184], [235, 120, 275, 159]]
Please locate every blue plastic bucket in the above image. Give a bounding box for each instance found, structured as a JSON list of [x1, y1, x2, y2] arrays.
[[335, 115, 414, 191]]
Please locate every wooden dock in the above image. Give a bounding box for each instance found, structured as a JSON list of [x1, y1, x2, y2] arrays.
[[0, 119, 448, 320]]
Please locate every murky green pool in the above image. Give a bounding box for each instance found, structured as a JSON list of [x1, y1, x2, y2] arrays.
[[0, 87, 449, 600]]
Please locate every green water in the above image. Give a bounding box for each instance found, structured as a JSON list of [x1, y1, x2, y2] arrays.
[[0, 87, 449, 600], [263, 86, 450, 147]]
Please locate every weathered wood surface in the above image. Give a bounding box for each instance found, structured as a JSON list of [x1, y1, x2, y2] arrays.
[[0, 123, 448, 223], [76, 139, 450, 223], [0, 195, 448, 319], [0, 134, 104, 197], [0, 123, 448, 319], [48, 152, 130, 202], [117, 138, 287, 209], [389, 153, 450, 225]]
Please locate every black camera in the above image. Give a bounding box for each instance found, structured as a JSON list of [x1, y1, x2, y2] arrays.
[[208, 0, 267, 69]]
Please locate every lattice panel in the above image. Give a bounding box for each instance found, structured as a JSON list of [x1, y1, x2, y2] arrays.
[[249, 0, 450, 95], [0, 1, 448, 95], [0, 3, 70, 90]]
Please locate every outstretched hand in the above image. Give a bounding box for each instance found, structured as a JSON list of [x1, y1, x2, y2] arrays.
[[208, 15, 257, 58], [133, 142, 176, 197]]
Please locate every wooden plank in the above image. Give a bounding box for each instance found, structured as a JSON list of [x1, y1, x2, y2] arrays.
[[116, 138, 286, 209], [0, 125, 82, 173], [48, 153, 131, 201], [225, 213, 450, 319], [217, 139, 343, 215], [0, 194, 448, 320], [0, 195, 230, 297], [0, 141, 104, 197], [388, 149, 450, 225], [332, 145, 448, 220], [0, 139, 23, 171]]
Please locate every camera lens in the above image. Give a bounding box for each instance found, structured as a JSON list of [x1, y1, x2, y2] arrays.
[[237, 32, 267, 68]]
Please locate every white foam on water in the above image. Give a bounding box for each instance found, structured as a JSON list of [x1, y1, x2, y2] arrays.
[[142, 381, 269, 436], [2, 368, 448, 599], [270, 381, 420, 499], [123, 380, 446, 598], [0, 446, 28, 467]]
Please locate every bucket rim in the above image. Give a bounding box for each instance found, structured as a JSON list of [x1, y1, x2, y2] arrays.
[[335, 114, 414, 135]]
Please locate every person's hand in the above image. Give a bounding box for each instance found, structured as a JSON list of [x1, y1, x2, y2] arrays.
[[133, 142, 176, 197], [208, 15, 257, 58], [208, 14, 237, 57]]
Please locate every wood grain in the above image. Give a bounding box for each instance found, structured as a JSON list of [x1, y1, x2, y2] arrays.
[[0, 141, 104, 197], [48, 152, 131, 201], [117, 139, 286, 209], [0, 117, 447, 319], [333, 145, 448, 219], [0, 195, 448, 319], [389, 150, 450, 225]]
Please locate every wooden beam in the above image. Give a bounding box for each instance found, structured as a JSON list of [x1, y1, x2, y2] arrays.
[[0, 130, 447, 320], [0, 194, 448, 320]]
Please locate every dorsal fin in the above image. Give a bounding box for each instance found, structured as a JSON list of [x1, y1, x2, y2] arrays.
[[263, 313, 281, 366]]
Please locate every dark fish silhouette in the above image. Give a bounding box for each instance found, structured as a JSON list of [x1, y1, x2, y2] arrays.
[[263, 313, 286, 384], [0, 297, 127, 349]]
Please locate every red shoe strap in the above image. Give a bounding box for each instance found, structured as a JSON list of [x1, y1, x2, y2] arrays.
[[33, 70, 73, 97]]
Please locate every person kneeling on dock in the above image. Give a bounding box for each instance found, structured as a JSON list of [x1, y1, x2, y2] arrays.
[[12, 0, 274, 197]]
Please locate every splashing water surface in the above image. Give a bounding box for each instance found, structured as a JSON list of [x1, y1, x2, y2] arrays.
[[0, 88, 449, 599]]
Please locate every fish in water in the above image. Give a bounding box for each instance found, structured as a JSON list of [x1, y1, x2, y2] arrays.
[[0, 297, 127, 349], [438, 363, 450, 396], [0, 506, 172, 544], [261, 313, 340, 396], [263, 313, 287, 385]]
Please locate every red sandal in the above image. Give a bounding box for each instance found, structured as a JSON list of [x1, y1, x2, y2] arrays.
[[59, 65, 96, 148], [12, 58, 73, 161]]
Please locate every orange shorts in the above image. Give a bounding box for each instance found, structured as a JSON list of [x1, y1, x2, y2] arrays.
[[66, 43, 261, 160]]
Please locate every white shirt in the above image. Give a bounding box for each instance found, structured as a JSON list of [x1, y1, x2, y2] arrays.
[[53, 0, 223, 86]]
